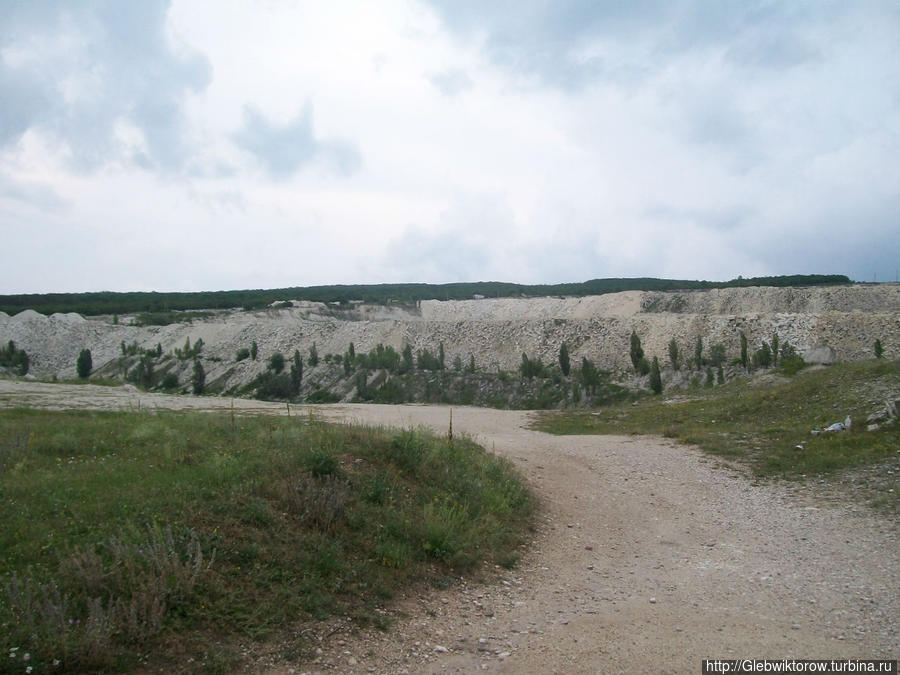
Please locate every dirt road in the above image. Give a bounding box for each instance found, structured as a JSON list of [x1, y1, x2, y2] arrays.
[[1, 381, 897, 673]]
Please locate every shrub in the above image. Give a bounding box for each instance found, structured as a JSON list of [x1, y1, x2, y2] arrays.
[[306, 388, 341, 403], [235, 347, 250, 362], [76, 348, 92, 379], [694, 336, 703, 369], [309, 343, 319, 367], [874, 339, 884, 359], [161, 372, 179, 390], [127, 354, 154, 389], [269, 352, 285, 373], [255, 372, 293, 400], [520, 353, 544, 379], [0, 341, 30, 376], [250, 341, 258, 360], [753, 342, 773, 368]]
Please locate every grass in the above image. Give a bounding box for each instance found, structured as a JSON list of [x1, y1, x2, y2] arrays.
[[535, 360, 899, 499], [0, 410, 533, 673]]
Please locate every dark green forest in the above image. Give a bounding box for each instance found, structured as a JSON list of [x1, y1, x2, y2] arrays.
[[0, 275, 851, 316]]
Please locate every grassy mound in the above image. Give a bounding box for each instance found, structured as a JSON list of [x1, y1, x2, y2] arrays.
[[536, 359, 899, 497], [0, 411, 533, 672]]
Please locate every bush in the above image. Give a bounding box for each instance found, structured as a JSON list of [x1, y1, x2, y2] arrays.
[[255, 372, 293, 400], [235, 347, 250, 362], [269, 352, 285, 374], [0, 340, 30, 375], [76, 348, 92, 379], [306, 388, 341, 403], [161, 372, 180, 391]]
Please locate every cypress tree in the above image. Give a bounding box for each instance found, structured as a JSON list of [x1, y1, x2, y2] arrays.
[[649, 356, 662, 394], [630, 331, 644, 371], [191, 358, 205, 395], [559, 342, 571, 376]]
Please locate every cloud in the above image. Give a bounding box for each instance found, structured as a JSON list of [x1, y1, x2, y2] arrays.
[[428, 69, 473, 97], [0, 0, 210, 170], [233, 105, 361, 178]]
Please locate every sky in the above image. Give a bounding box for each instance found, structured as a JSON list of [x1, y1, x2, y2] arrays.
[[1, 0, 898, 294]]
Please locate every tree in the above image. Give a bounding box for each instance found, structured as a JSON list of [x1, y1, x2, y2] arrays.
[[129, 354, 154, 389], [290, 350, 303, 396], [269, 352, 285, 373], [1, 340, 30, 376], [453, 355, 463, 372], [716, 363, 724, 384], [76, 348, 92, 379], [649, 356, 662, 394], [694, 336, 703, 370], [401, 344, 414, 373], [438, 342, 445, 370], [771, 333, 780, 366], [754, 342, 772, 368], [559, 342, 571, 376], [740, 331, 749, 371], [250, 341, 258, 360], [467, 354, 476, 374], [874, 339, 884, 359], [668, 339, 680, 371], [580, 357, 601, 396], [630, 331, 644, 372], [709, 343, 727, 367], [191, 359, 205, 395], [348, 342, 355, 360], [521, 353, 541, 379], [309, 342, 319, 367]]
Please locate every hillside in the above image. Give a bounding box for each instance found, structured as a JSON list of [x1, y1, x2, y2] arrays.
[[1, 283, 897, 404]]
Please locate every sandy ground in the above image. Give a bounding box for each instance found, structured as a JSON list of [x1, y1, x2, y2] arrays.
[[1, 381, 897, 673]]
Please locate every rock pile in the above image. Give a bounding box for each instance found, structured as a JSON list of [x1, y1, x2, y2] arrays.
[[1, 284, 898, 395]]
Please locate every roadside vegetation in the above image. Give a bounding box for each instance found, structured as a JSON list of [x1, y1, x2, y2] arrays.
[[535, 359, 899, 509], [0, 411, 533, 673]]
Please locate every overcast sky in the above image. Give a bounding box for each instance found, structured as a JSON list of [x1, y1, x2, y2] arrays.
[[1, 1, 898, 294]]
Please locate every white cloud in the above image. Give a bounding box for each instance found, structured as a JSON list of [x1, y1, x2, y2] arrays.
[[1, 0, 898, 293]]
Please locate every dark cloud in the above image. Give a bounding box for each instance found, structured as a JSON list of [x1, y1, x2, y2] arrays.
[[0, 0, 210, 170], [233, 106, 361, 178]]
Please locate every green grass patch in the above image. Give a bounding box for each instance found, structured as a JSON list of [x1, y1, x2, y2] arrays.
[[535, 360, 900, 483], [0, 410, 533, 673]]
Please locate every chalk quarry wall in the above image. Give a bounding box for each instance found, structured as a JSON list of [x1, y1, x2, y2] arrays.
[[1, 284, 898, 389]]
